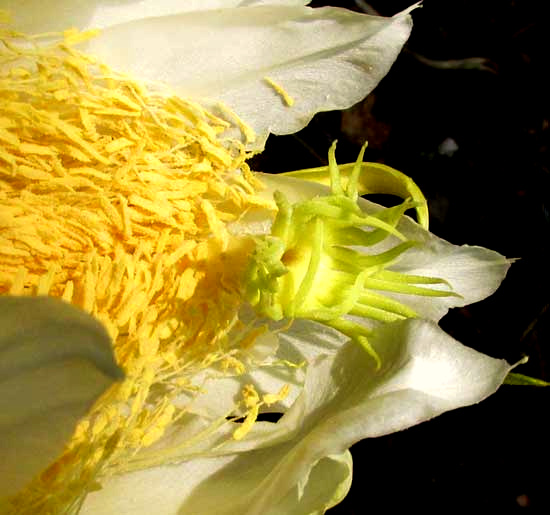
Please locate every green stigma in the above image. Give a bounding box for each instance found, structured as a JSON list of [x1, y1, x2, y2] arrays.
[[244, 142, 456, 367]]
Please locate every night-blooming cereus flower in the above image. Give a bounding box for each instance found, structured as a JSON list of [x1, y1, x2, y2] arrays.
[[0, 2, 513, 514]]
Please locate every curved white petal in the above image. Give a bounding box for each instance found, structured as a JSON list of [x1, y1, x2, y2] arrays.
[[276, 317, 511, 436], [176, 448, 352, 515], [0, 297, 122, 499], [80, 5, 413, 148], [273, 450, 353, 515], [215, 7, 414, 147], [81, 448, 351, 515], [355, 195, 511, 320], [80, 317, 509, 514]]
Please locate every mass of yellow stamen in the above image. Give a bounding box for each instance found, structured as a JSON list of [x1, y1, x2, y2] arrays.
[[0, 27, 276, 513]]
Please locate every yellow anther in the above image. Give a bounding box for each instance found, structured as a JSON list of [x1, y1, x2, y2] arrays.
[[262, 384, 290, 406]]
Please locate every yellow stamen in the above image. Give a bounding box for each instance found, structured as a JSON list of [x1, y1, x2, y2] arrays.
[[264, 76, 295, 107], [0, 27, 275, 513], [263, 384, 290, 406]]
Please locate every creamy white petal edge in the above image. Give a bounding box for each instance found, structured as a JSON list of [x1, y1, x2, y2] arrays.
[[0, 297, 122, 501], [81, 318, 511, 515], [5, 1, 414, 150]]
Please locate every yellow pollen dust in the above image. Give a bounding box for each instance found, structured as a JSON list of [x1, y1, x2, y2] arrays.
[[1, 27, 273, 513]]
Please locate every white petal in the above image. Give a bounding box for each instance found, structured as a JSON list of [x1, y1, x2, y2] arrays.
[[0, 297, 122, 499], [177, 449, 353, 515], [81, 317, 508, 514], [82, 5, 414, 148], [190, 318, 509, 509], [127, 331, 306, 463], [80, 455, 235, 515], [272, 317, 510, 453], [82, 436, 351, 515], [216, 7, 415, 147]]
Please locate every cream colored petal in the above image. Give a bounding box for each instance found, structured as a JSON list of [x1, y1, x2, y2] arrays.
[[0, 296, 122, 499], [6, 3, 412, 148], [81, 5, 414, 148], [4, 1, 323, 35], [81, 440, 351, 515], [80, 317, 509, 515]]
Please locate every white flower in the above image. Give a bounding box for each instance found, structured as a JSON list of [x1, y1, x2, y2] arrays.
[[0, 2, 513, 514]]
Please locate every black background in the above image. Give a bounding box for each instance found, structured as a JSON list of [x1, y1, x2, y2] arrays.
[[251, 1, 550, 512]]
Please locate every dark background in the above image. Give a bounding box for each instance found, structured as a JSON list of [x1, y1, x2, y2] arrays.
[[251, 0, 549, 512]]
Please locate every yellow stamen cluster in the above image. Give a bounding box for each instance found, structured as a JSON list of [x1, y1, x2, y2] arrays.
[[0, 28, 274, 513]]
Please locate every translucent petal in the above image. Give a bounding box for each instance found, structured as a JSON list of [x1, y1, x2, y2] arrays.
[[275, 451, 353, 515], [384, 230, 511, 320], [7, 3, 412, 148], [0, 296, 122, 499], [82, 5, 414, 148]]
